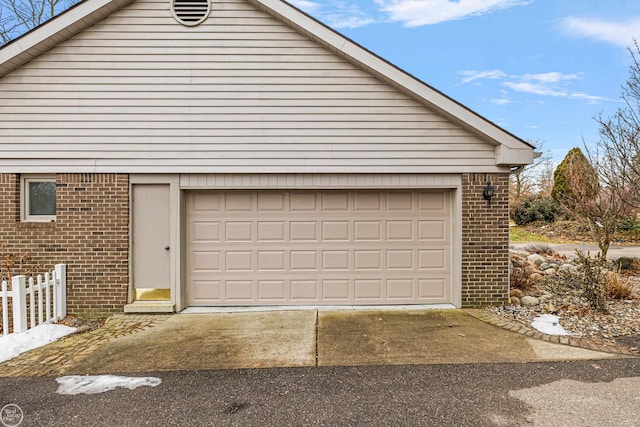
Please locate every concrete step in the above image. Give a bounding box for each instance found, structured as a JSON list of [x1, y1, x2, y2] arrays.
[[124, 301, 175, 314]]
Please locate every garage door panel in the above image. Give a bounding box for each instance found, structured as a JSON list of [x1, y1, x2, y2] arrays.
[[386, 250, 414, 270], [323, 279, 350, 300], [386, 221, 413, 240], [187, 190, 452, 306], [418, 249, 447, 270], [191, 221, 221, 242], [225, 251, 253, 271], [291, 280, 318, 301], [191, 280, 222, 303], [355, 279, 383, 300], [354, 193, 381, 211], [322, 250, 350, 270], [192, 250, 221, 272], [322, 193, 349, 211], [258, 280, 286, 300], [289, 193, 317, 211], [419, 279, 447, 298], [225, 222, 253, 241], [386, 192, 413, 210], [354, 221, 381, 240], [322, 221, 350, 240], [257, 221, 285, 241], [258, 251, 286, 271], [290, 251, 318, 271], [290, 222, 317, 241], [354, 250, 382, 270], [225, 193, 253, 211], [418, 192, 447, 211], [418, 220, 447, 240], [387, 279, 414, 299], [191, 192, 222, 212], [226, 280, 253, 300], [257, 192, 285, 211]]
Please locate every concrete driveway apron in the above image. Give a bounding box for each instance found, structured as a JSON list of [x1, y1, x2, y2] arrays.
[[61, 309, 621, 375]]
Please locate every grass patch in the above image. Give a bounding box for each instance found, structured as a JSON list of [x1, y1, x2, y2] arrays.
[[509, 226, 553, 243]]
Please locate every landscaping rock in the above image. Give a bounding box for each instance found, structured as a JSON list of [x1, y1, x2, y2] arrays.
[[614, 257, 640, 272], [527, 254, 546, 265], [538, 294, 553, 303], [521, 296, 540, 307], [539, 262, 555, 271], [510, 296, 521, 306], [510, 289, 524, 299], [559, 263, 576, 272]]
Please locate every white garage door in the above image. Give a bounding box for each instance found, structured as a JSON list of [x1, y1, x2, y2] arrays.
[[186, 190, 451, 306]]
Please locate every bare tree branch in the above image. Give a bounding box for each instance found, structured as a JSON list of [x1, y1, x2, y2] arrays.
[[0, 0, 80, 45]]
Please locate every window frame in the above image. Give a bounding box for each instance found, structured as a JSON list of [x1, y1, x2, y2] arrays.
[[21, 175, 57, 222]]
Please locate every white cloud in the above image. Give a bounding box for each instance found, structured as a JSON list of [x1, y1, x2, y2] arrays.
[[561, 16, 640, 47], [504, 81, 567, 97], [489, 97, 512, 105], [375, 0, 532, 27], [458, 69, 508, 85], [520, 72, 580, 83], [458, 69, 608, 103], [288, 0, 375, 29], [325, 13, 375, 29], [288, 0, 323, 14]]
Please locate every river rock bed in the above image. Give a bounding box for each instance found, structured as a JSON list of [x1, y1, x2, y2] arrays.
[[487, 246, 640, 346]]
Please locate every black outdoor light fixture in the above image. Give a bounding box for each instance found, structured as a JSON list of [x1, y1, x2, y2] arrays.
[[482, 181, 496, 206]]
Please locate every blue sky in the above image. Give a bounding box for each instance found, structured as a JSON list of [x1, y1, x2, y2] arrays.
[[289, 0, 640, 162]]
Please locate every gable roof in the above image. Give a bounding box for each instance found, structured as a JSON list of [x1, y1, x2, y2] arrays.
[[0, 0, 534, 167]]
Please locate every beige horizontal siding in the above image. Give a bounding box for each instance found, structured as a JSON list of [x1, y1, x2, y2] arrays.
[[0, 0, 499, 173]]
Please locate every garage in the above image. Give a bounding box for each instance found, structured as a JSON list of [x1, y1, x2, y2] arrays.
[[186, 189, 452, 306]]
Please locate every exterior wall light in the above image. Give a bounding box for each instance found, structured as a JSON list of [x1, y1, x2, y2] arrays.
[[482, 181, 496, 206]]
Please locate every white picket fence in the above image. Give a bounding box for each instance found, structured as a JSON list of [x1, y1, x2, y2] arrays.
[[1, 264, 67, 336]]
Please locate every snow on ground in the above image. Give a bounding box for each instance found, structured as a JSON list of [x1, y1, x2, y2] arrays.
[[56, 375, 161, 395], [0, 324, 77, 363], [531, 314, 572, 336]]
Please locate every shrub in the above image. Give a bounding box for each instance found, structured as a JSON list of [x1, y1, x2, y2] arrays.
[[510, 258, 539, 293], [511, 195, 563, 226], [0, 241, 39, 283], [616, 216, 640, 233], [605, 272, 635, 300], [574, 250, 609, 313], [523, 243, 556, 256]]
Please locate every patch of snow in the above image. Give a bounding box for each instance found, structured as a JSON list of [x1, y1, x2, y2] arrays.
[[531, 314, 572, 336], [56, 375, 162, 395], [0, 324, 77, 363]]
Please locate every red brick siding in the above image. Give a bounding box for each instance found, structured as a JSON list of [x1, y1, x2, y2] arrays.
[[0, 173, 129, 317], [461, 173, 510, 307], [2, 172, 511, 312]]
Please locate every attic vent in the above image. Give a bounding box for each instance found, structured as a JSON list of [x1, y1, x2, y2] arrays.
[[171, 0, 211, 26]]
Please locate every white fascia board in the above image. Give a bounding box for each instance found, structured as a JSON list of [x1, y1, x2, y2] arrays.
[[251, 0, 533, 154], [0, 0, 134, 76], [495, 144, 535, 166]]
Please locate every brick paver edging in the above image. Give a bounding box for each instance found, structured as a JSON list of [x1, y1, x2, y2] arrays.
[[0, 314, 168, 378], [465, 309, 640, 356]]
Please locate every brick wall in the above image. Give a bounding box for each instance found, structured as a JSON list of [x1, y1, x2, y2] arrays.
[[461, 172, 510, 307], [0, 173, 129, 317]]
